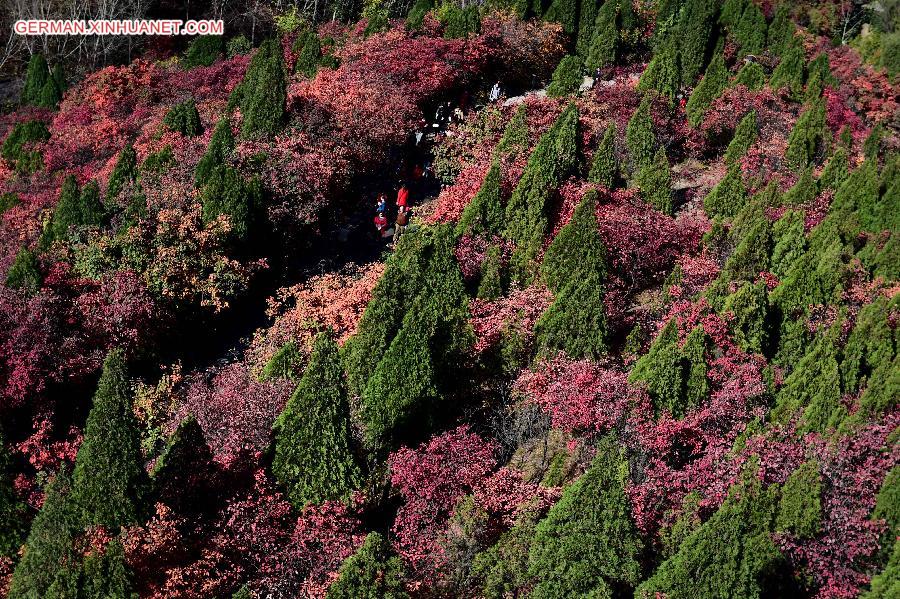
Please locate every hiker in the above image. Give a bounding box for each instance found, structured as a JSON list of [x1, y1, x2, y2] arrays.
[[489, 81, 501, 102], [394, 205, 410, 244], [453, 107, 464, 122], [434, 104, 445, 128], [374, 211, 388, 236], [375, 193, 387, 214], [396, 182, 409, 209]]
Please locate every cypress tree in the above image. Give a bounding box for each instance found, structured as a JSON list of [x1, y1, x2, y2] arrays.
[[547, 55, 584, 98], [733, 61, 766, 90], [584, 0, 618, 72], [0, 192, 19, 215], [106, 144, 137, 203], [575, 0, 599, 58], [722, 217, 771, 282], [703, 164, 747, 219], [472, 510, 540, 598], [151, 416, 216, 516], [5, 247, 42, 294], [681, 325, 710, 411], [769, 40, 805, 96], [21, 53, 49, 106], [637, 474, 783, 598], [782, 168, 816, 206], [864, 125, 885, 161], [625, 95, 656, 172], [776, 461, 822, 540], [732, 2, 766, 56], [542, 0, 577, 36], [259, 341, 303, 382], [636, 146, 673, 214], [588, 122, 617, 187], [528, 436, 642, 597], [327, 532, 408, 599], [51, 64, 66, 94], [785, 98, 829, 167], [163, 98, 203, 136], [42, 174, 81, 246], [534, 267, 609, 359], [0, 426, 25, 558], [272, 332, 361, 508], [78, 180, 105, 227], [240, 39, 287, 138], [504, 103, 579, 284], [724, 110, 758, 165], [722, 281, 769, 354], [183, 35, 225, 68], [718, 0, 747, 31], [541, 190, 605, 293], [37, 76, 62, 109], [497, 104, 528, 155], [630, 319, 684, 417], [456, 162, 504, 238], [818, 146, 849, 192], [840, 295, 897, 395], [70, 349, 146, 529], [766, 3, 794, 56], [294, 29, 322, 78], [686, 53, 728, 127], [195, 116, 235, 186], [1, 120, 50, 169], [200, 166, 262, 242], [673, 0, 717, 86], [80, 539, 137, 599], [8, 468, 78, 599], [406, 0, 433, 30], [477, 244, 504, 300], [638, 40, 681, 99]]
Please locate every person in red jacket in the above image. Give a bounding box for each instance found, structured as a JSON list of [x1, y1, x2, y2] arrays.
[[374, 212, 388, 236], [396, 182, 409, 209]]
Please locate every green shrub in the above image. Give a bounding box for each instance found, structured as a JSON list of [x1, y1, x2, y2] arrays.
[[722, 281, 769, 354], [456, 161, 504, 237], [183, 35, 225, 68], [21, 53, 49, 106], [227, 35, 252, 57], [636, 146, 673, 214], [732, 2, 766, 56], [239, 39, 287, 138], [1, 119, 49, 173], [786, 98, 829, 167], [770, 40, 805, 96], [0, 426, 26, 558], [625, 94, 656, 171], [473, 510, 540, 598], [638, 40, 681, 99], [293, 29, 322, 78], [542, 0, 577, 36], [327, 533, 408, 599], [766, 3, 794, 56], [477, 244, 505, 300], [733, 61, 766, 90], [547, 55, 584, 97], [588, 122, 618, 187], [106, 144, 137, 202], [703, 164, 747, 219], [882, 32, 900, 77], [163, 98, 203, 136], [777, 461, 823, 540], [406, 0, 433, 30], [686, 53, 728, 127], [195, 117, 235, 186], [200, 165, 263, 242], [818, 146, 849, 192], [724, 110, 758, 164], [497, 104, 528, 155], [5, 247, 41, 293], [259, 341, 303, 381], [141, 145, 175, 174]]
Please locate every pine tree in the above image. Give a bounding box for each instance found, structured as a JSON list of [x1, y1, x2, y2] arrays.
[[766, 3, 794, 56], [625, 95, 656, 172], [259, 341, 303, 381], [37, 76, 62, 109], [294, 29, 322, 78], [42, 174, 81, 246], [78, 180, 105, 227], [163, 98, 203, 136], [722, 281, 769, 354], [273, 333, 361, 508], [636, 146, 673, 215], [240, 39, 287, 138], [8, 468, 78, 599], [21, 53, 50, 106], [473, 510, 540, 598], [504, 103, 579, 284], [80, 540, 137, 599], [718, 0, 747, 31], [776, 460, 822, 540], [0, 426, 25, 558], [724, 110, 758, 165], [588, 122, 617, 187], [541, 190, 605, 293], [547, 55, 584, 97], [584, 0, 618, 71], [542, 0, 577, 36], [5, 247, 42, 294], [457, 162, 504, 238], [195, 116, 236, 186], [327, 532, 408, 599], [769, 40, 805, 96], [183, 35, 225, 68], [732, 2, 766, 56], [733, 61, 766, 90], [477, 244, 504, 300], [638, 40, 681, 99], [782, 168, 816, 206], [528, 436, 642, 597], [575, 0, 599, 59], [703, 164, 747, 219], [70, 349, 147, 529], [840, 295, 897, 395], [630, 319, 684, 417], [151, 416, 216, 516], [106, 144, 137, 203], [497, 104, 528, 155], [1, 120, 50, 169], [637, 473, 783, 598], [686, 53, 728, 127], [406, 0, 433, 30], [785, 98, 829, 167], [535, 268, 609, 359], [200, 166, 262, 241]]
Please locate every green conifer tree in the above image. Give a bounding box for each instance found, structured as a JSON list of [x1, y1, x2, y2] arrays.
[[733, 61, 766, 90], [724, 110, 758, 165], [547, 55, 584, 97], [259, 341, 303, 382], [21, 53, 50, 106], [183, 35, 225, 68], [766, 3, 794, 56], [541, 190, 605, 293], [5, 247, 42, 294], [542, 0, 577, 36], [41, 174, 81, 246], [78, 180, 105, 227], [163, 98, 203, 136], [151, 416, 215, 516], [770, 210, 804, 281], [294, 29, 322, 78], [327, 532, 408, 599], [782, 168, 817, 206], [769, 40, 805, 96], [0, 426, 26, 557], [584, 0, 618, 71], [1, 119, 50, 172], [732, 2, 766, 56], [240, 39, 287, 138], [776, 460, 822, 540], [703, 164, 747, 219], [80, 540, 137, 599], [406, 0, 434, 30], [457, 162, 504, 238], [638, 40, 681, 99], [625, 95, 656, 172], [534, 269, 609, 359], [575, 0, 599, 58], [785, 98, 829, 167], [472, 510, 540, 598], [477, 244, 505, 300], [106, 144, 137, 203], [630, 319, 684, 417], [636, 146, 673, 215], [675, 0, 717, 86], [200, 166, 262, 242], [272, 333, 361, 508], [681, 325, 710, 411], [528, 436, 642, 597], [686, 53, 728, 127], [722, 281, 769, 354], [497, 104, 528, 155], [51, 64, 66, 94], [718, 0, 747, 31], [37, 77, 62, 109], [588, 122, 617, 187], [70, 349, 147, 529], [195, 116, 236, 186]]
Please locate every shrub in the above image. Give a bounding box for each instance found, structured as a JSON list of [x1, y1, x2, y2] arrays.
[[239, 39, 287, 138], [163, 97, 203, 136], [183, 35, 225, 68], [441, 4, 481, 39], [547, 55, 584, 97], [818, 146, 849, 192], [766, 3, 794, 56], [733, 61, 766, 90], [106, 143, 137, 202], [477, 244, 505, 300], [259, 341, 303, 381], [327, 532, 408, 598], [785, 98, 829, 167], [272, 333, 361, 508], [732, 2, 766, 56], [588, 122, 618, 187], [769, 40, 805, 96], [150, 416, 216, 516], [21, 53, 49, 106], [703, 164, 746, 219], [195, 116, 235, 186], [200, 165, 263, 242], [497, 104, 528, 155], [406, 0, 434, 30], [0, 426, 26, 557], [542, 0, 577, 36], [638, 40, 681, 99], [294, 28, 322, 78], [1, 119, 49, 172], [227, 34, 252, 57]]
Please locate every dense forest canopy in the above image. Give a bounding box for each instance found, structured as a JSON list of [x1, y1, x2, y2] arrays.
[[0, 0, 898, 598]]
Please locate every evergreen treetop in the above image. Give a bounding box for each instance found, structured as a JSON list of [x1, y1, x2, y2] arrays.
[[239, 39, 287, 138], [625, 95, 656, 172], [588, 122, 618, 187], [326, 532, 408, 599]]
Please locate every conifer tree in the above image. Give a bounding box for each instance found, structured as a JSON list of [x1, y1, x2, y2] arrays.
[[732, 2, 766, 56], [42, 174, 81, 246], [786, 98, 829, 167], [106, 144, 137, 203], [239, 39, 287, 138], [477, 244, 504, 300], [769, 40, 805, 96], [0, 426, 25, 558], [541, 190, 605, 293], [2, 119, 49, 173], [722, 281, 768, 354], [675, 0, 717, 86], [636, 146, 673, 215], [840, 296, 897, 395], [528, 436, 642, 597], [5, 247, 42, 293], [718, 0, 747, 31], [195, 116, 235, 186], [584, 0, 617, 71], [78, 180, 105, 227], [630, 319, 684, 417], [327, 532, 408, 599], [535, 268, 609, 359], [504, 103, 579, 284], [200, 166, 263, 242], [776, 461, 822, 540], [37, 76, 62, 109], [703, 164, 747, 219], [457, 162, 505, 239], [782, 168, 816, 206], [273, 333, 361, 508], [497, 104, 528, 155], [733, 61, 766, 90], [686, 53, 727, 127], [638, 40, 681, 99], [51, 64, 66, 95], [542, 0, 577, 36], [163, 98, 203, 136], [151, 416, 216, 516], [232, 585, 252, 599], [588, 122, 617, 187], [547, 55, 584, 97], [625, 95, 656, 172], [70, 349, 147, 529], [637, 473, 784, 598], [259, 341, 303, 381], [183, 35, 225, 68], [294, 29, 322, 78], [766, 4, 794, 56], [8, 468, 78, 599], [406, 0, 433, 30], [724, 110, 758, 165], [21, 53, 50, 106], [575, 0, 599, 59], [80, 540, 137, 599], [681, 325, 710, 410], [472, 510, 540, 597]]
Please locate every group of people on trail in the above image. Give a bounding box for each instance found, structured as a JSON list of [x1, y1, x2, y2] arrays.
[[373, 181, 413, 244]]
